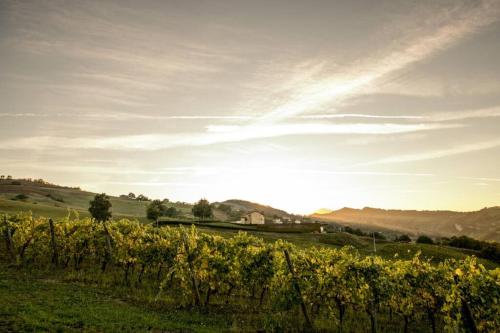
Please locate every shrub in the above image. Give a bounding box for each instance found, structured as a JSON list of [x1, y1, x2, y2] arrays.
[[396, 234, 412, 242], [416, 235, 434, 244], [480, 243, 500, 263], [13, 193, 28, 200], [448, 235, 482, 251]]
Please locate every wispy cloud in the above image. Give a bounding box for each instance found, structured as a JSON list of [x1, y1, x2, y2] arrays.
[[364, 138, 500, 165], [459, 176, 500, 182], [253, 1, 500, 122], [299, 114, 423, 120], [428, 106, 500, 122], [0, 122, 460, 151]]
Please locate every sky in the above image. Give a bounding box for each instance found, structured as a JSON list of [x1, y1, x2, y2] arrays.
[[1, 0, 500, 214]]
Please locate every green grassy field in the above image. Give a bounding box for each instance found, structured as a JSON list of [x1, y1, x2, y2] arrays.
[[0, 180, 193, 223], [0, 263, 446, 333], [0, 266, 228, 332]]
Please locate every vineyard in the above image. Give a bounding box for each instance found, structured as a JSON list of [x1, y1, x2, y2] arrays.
[[1, 213, 499, 332]]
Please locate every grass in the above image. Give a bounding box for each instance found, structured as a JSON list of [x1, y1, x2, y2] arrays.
[[0, 260, 456, 333], [0, 181, 193, 223], [0, 266, 228, 332]]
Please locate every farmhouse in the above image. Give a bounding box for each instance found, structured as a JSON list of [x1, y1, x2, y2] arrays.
[[240, 211, 265, 225]]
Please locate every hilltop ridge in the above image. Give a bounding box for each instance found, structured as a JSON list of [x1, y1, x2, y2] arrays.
[[311, 206, 500, 242]]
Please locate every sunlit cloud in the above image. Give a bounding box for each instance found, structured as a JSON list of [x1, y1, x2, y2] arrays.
[[364, 138, 500, 165], [299, 114, 423, 120], [459, 176, 500, 182], [0, 122, 460, 151], [0, 112, 255, 120]]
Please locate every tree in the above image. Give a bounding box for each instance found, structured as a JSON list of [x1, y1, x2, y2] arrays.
[[416, 235, 434, 244], [89, 193, 112, 222], [396, 234, 411, 243], [128, 192, 136, 199], [6, 175, 12, 180], [136, 194, 150, 201], [218, 203, 233, 215], [165, 206, 178, 218], [146, 200, 166, 222], [192, 198, 213, 220]]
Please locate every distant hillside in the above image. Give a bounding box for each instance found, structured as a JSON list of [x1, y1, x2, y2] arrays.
[[218, 199, 292, 219], [311, 207, 500, 242], [0, 178, 191, 221], [0, 179, 290, 223]]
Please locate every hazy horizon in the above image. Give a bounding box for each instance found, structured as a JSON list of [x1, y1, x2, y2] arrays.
[[1, 0, 500, 214]]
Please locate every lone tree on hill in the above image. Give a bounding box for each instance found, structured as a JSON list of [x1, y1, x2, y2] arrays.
[[89, 193, 112, 222], [192, 198, 213, 220], [146, 200, 166, 224]]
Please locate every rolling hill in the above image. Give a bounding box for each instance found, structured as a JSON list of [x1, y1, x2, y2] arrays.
[[216, 199, 293, 219], [0, 179, 293, 222], [0, 178, 192, 222], [311, 206, 500, 242]]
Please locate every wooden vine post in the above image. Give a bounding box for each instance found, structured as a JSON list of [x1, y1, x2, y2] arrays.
[[283, 249, 313, 331], [48, 218, 58, 267], [182, 231, 201, 307], [101, 221, 113, 272], [4, 215, 16, 263]]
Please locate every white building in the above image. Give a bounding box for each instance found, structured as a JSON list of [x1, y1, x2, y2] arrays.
[[273, 218, 283, 224], [240, 211, 265, 225]]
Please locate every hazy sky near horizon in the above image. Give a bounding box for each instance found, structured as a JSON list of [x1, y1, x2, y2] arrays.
[[1, 0, 500, 213]]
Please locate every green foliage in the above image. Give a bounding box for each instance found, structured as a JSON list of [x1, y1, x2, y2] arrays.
[[344, 226, 366, 236], [136, 194, 150, 201], [444, 235, 500, 264], [480, 243, 500, 263], [88, 193, 112, 222], [46, 193, 64, 202], [192, 198, 213, 220], [164, 206, 178, 218], [146, 199, 166, 221], [12, 194, 28, 200], [396, 234, 412, 242], [417, 235, 434, 244], [217, 203, 232, 214], [448, 235, 483, 250], [1, 213, 499, 332]]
